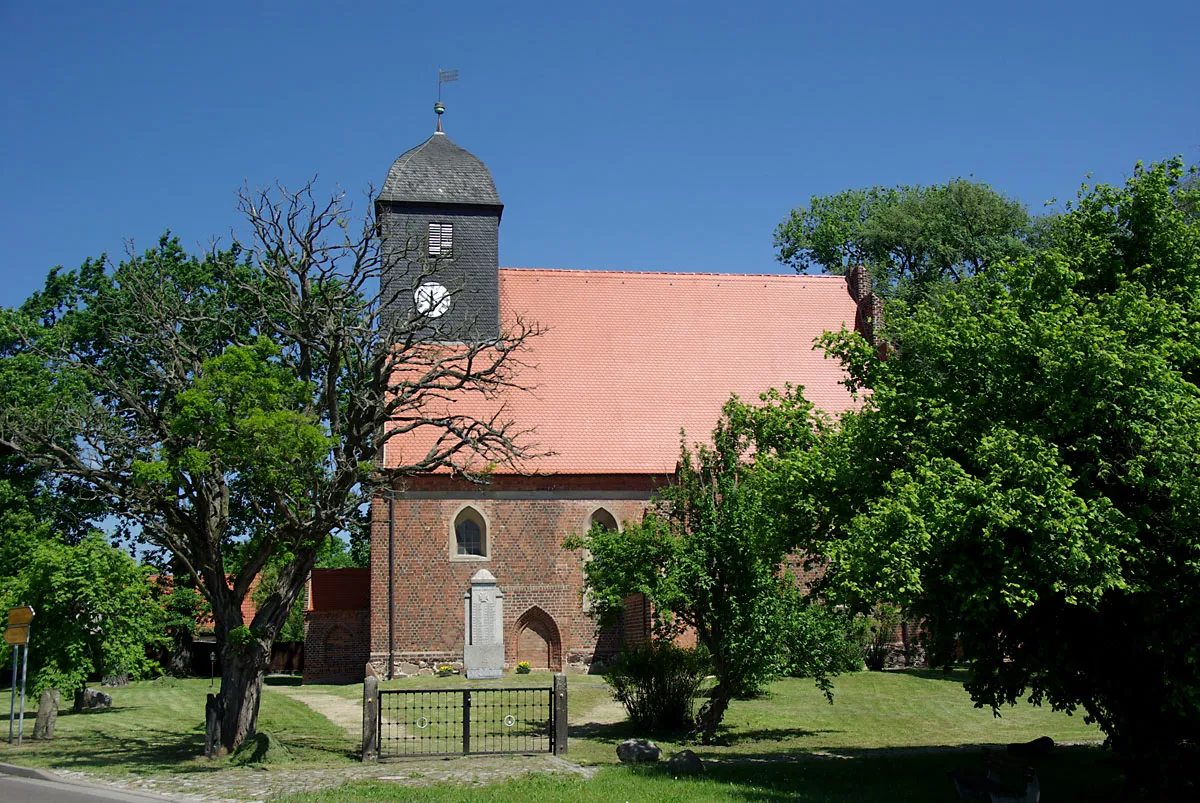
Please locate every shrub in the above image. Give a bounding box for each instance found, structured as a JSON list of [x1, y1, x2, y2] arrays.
[[860, 603, 904, 671], [515, 661, 531, 674], [784, 601, 864, 679], [604, 642, 710, 734]]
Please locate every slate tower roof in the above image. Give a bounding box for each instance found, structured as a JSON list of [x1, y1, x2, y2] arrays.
[[379, 132, 502, 208]]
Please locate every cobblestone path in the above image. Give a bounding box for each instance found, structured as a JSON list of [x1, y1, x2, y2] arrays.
[[54, 754, 598, 802]]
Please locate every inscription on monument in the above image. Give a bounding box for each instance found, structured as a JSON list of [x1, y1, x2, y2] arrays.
[[472, 592, 496, 645]]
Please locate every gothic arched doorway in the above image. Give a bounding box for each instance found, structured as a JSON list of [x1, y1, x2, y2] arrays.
[[514, 606, 562, 671]]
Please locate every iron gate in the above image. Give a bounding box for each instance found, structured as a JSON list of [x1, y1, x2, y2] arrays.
[[376, 685, 559, 757]]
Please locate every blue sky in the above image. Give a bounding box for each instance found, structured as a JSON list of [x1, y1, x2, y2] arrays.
[[2, 0, 1197, 309]]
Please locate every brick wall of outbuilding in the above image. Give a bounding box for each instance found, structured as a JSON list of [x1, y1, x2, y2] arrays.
[[303, 568, 372, 684], [304, 609, 370, 684]]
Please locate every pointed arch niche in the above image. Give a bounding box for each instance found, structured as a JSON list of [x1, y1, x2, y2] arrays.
[[588, 507, 618, 533], [581, 508, 619, 616], [513, 606, 562, 671]]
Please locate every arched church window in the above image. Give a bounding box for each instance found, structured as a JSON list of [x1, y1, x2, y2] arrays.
[[453, 506, 487, 558]]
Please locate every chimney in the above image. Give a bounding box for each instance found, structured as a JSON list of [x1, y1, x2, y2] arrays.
[[846, 265, 871, 303]]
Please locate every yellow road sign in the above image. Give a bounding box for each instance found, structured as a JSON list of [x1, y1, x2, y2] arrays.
[[7, 607, 34, 627], [3, 625, 28, 646]]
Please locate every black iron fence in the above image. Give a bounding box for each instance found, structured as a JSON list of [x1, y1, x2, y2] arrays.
[[362, 674, 568, 760]]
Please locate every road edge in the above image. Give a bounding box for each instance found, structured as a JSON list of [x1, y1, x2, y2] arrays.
[[0, 760, 59, 781]]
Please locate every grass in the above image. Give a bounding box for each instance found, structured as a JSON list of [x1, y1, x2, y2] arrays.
[[324, 668, 1103, 759], [0, 669, 1121, 800], [0, 676, 357, 775], [282, 749, 1122, 803]]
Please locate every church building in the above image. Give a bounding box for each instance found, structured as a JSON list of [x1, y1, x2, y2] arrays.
[[302, 117, 881, 683]]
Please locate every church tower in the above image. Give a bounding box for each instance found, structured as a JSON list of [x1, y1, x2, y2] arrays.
[[376, 110, 503, 342]]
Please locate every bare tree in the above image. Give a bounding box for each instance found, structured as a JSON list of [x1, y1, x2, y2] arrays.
[[0, 183, 541, 753]]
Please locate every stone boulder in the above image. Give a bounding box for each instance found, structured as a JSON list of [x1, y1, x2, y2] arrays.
[[1008, 735, 1054, 758], [617, 738, 661, 764], [667, 749, 705, 775], [75, 688, 113, 712]]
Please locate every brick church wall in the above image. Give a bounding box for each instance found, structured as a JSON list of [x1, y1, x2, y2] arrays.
[[369, 475, 659, 676]]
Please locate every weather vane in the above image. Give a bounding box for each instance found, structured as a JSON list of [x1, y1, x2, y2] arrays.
[[435, 68, 459, 132]]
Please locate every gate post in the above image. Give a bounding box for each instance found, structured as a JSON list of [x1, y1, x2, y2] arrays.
[[462, 690, 472, 754], [362, 675, 379, 761], [553, 673, 568, 755], [204, 693, 223, 758]]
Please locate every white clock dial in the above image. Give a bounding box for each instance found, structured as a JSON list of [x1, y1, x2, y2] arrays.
[[414, 282, 451, 318]]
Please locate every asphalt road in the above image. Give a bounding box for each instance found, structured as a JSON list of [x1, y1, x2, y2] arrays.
[[0, 774, 177, 802]]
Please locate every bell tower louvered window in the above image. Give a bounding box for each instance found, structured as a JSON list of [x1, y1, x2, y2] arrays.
[[428, 222, 453, 256]]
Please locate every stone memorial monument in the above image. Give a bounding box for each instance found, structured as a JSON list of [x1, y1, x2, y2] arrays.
[[463, 569, 504, 679]]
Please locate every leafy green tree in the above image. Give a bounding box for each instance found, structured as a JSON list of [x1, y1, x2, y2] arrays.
[[784, 159, 1200, 783], [156, 578, 210, 677], [2, 452, 168, 694], [569, 395, 848, 742], [774, 179, 1033, 298], [1, 533, 163, 697], [251, 534, 357, 644], [0, 184, 538, 753]]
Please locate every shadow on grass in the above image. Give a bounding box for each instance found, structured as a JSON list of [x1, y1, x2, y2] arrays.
[[569, 719, 636, 741], [0, 719, 359, 774], [3, 704, 154, 723], [654, 744, 1124, 803], [718, 727, 841, 745], [893, 667, 970, 683], [8, 725, 212, 774], [16, 730, 360, 773], [265, 675, 304, 687]]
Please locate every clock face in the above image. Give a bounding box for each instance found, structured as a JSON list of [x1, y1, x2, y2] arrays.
[[414, 282, 451, 318]]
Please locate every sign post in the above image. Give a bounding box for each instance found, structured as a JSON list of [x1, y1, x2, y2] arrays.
[[17, 635, 28, 744], [7, 644, 15, 745], [6, 606, 34, 745]]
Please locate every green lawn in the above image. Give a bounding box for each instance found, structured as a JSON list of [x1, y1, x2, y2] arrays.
[[282, 750, 1121, 803], [0, 669, 1120, 801], [323, 668, 1102, 763], [0, 676, 357, 775]]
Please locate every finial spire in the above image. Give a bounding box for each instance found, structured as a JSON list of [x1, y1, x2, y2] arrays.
[[436, 68, 459, 133]]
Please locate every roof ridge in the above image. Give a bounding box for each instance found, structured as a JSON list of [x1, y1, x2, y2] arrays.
[[390, 134, 435, 173], [499, 267, 847, 280]]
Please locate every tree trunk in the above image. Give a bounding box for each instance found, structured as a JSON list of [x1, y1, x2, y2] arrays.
[[167, 630, 194, 677], [32, 689, 59, 740], [693, 630, 733, 744], [209, 641, 270, 756], [202, 540, 319, 756], [695, 682, 732, 744], [72, 685, 87, 713]]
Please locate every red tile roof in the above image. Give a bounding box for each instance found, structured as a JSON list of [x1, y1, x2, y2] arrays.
[[307, 568, 370, 611], [386, 269, 859, 475], [150, 574, 260, 630]]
